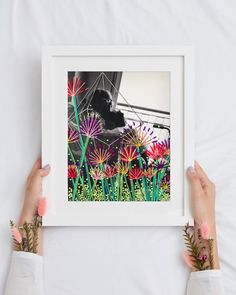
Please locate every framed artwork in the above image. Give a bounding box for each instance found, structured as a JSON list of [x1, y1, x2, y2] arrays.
[[42, 46, 194, 226]]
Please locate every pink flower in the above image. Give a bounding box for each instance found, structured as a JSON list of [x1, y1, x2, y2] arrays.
[[182, 251, 193, 269], [201, 222, 210, 240], [38, 197, 47, 217], [12, 226, 22, 244]]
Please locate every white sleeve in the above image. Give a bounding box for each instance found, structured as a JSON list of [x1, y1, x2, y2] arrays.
[[4, 251, 44, 295], [187, 270, 225, 295]]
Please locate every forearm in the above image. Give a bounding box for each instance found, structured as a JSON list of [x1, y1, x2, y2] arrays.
[[194, 221, 220, 270]]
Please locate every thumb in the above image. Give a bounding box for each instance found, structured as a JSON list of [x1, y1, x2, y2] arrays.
[[187, 166, 203, 197], [39, 164, 51, 177]]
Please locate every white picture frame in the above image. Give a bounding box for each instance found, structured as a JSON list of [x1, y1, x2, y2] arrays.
[[42, 46, 194, 226]]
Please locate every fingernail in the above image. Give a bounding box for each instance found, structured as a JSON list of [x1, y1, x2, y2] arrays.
[[187, 166, 195, 174], [42, 164, 50, 170]]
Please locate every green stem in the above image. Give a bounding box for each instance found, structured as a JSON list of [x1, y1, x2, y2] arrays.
[[137, 147, 149, 200], [84, 159, 92, 196], [100, 179, 106, 201], [90, 180, 97, 200], [119, 174, 124, 201], [72, 177, 80, 201], [68, 145, 76, 164], [79, 137, 90, 168], [116, 173, 120, 200], [155, 172, 161, 201], [128, 163, 135, 201], [124, 175, 132, 201], [152, 173, 157, 201], [136, 180, 145, 200], [110, 177, 115, 201], [73, 95, 84, 148]]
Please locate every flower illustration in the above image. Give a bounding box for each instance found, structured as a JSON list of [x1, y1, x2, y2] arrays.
[[68, 76, 87, 97], [122, 123, 157, 148], [146, 142, 166, 161], [160, 181, 170, 192], [116, 162, 129, 175], [153, 159, 167, 170], [88, 145, 113, 165], [80, 113, 103, 138], [143, 167, 157, 179], [119, 145, 138, 162], [89, 167, 105, 180], [68, 127, 80, 143], [104, 164, 117, 178], [160, 137, 170, 156], [128, 167, 143, 180], [68, 165, 78, 179]]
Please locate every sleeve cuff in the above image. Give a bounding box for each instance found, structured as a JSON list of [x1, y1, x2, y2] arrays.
[[4, 251, 44, 295]]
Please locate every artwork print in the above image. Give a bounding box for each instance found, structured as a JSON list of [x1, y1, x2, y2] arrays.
[[67, 71, 170, 202]]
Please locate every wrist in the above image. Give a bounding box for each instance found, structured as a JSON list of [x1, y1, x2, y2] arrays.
[[18, 210, 35, 225]]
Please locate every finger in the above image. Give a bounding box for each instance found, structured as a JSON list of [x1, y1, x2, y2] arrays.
[[27, 158, 41, 180], [194, 161, 211, 188], [187, 166, 204, 196], [38, 164, 51, 177], [31, 158, 41, 174]]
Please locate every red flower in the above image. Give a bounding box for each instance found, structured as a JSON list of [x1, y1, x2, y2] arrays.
[[146, 143, 166, 161], [160, 138, 170, 156], [68, 76, 87, 97], [68, 165, 78, 178], [128, 167, 143, 180], [119, 146, 138, 162], [104, 165, 117, 178]]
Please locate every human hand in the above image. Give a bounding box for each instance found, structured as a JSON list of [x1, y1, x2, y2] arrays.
[[19, 158, 50, 225], [187, 161, 220, 268], [187, 161, 216, 231]]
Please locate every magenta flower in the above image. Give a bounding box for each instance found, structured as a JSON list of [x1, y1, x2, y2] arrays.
[[80, 113, 103, 138], [153, 159, 167, 170], [68, 127, 80, 143], [119, 146, 138, 162], [68, 76, 87, 97]]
